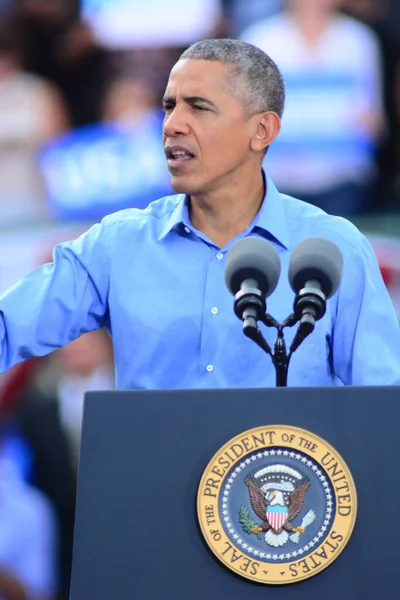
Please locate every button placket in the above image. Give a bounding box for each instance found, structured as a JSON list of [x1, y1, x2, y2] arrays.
[[199, 251, 227, 377]]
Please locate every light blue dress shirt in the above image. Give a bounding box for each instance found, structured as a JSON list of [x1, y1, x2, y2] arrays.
[[0, 176, 399, 389]]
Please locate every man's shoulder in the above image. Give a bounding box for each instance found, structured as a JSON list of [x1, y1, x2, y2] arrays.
[[281, 193, 364, 251], [100, 193, 183, 233], [334, 13, 380, 42]]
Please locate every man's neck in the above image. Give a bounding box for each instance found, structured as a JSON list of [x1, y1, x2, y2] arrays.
[[188, 171, 265, 249], [290, 8, 334, 45]]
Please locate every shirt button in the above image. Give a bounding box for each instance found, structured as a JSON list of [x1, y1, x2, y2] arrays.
[[184, 226, 191, 234], [211, 307, 218, 315], [206, 364, 214, 373], [216, 252, 223, 260]]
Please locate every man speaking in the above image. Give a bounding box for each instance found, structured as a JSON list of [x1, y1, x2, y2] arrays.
[[0, 39, 399, 388]]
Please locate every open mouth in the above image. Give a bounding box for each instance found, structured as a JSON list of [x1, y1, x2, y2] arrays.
[[165, 146, 195, 168]]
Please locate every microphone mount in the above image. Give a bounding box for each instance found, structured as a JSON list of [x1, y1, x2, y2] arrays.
[[234, 278, 328, 387], [293, 279, 326, 323], [233, 279, 266, 334], [290, 280, 327, 353]]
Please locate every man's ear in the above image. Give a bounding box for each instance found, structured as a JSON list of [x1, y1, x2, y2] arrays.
[[250, 111, 281, 152]]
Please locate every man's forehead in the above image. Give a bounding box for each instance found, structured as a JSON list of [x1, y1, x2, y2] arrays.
[[170, 58, 230, 75], [165, 59, 232, 96]]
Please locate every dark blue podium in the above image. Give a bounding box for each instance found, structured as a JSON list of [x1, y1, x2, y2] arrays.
[[69, 387, 399, 599]]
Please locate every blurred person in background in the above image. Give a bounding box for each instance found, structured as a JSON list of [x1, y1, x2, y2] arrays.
[[13, 329, 114, 599], [241, 0, 386, 217], [49, 329, 114, 465], [0, 11, 69, 227], [101, 75, 158, 127], [0, 429, 58, 600], [15, 0, 108, 126], [221, 0, 284, 37]]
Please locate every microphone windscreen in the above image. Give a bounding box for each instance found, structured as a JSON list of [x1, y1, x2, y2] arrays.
[[224, 236, 281, 297], [288, 237, 343, 298]]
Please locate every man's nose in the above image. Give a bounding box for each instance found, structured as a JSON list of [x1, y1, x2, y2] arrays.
[[163, 107, 190, 137]]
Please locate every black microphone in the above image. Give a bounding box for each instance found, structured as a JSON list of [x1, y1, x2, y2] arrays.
[[225, 237, 281, 333], [288, 237, 343, 352]]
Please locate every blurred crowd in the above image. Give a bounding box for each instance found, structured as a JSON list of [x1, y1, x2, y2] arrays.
[[0, 1, 399, 598]]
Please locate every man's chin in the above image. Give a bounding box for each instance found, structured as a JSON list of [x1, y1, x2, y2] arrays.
[[169, 174, 195, 194]]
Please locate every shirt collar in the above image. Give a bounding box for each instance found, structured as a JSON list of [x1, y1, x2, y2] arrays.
[[157, 171, 290, 249], [157, 194, 190, 242], [251, 174, 289, 250]]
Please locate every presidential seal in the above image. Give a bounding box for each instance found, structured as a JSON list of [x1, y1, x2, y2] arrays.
[[197, 425, 357, 584]]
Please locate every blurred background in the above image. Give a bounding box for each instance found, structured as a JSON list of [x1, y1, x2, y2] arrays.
[[0, 1, 398, 598]]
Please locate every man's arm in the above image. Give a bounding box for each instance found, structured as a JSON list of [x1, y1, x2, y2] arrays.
[[332, 235, 400, 385], [0, 220, 109, 374]]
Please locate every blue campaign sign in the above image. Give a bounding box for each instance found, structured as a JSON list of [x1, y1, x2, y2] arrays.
[[39, 110, 173, 221]]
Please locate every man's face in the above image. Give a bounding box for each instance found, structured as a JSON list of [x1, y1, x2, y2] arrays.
[[289, 0, 341, 11], [162, 59, 256, 195]]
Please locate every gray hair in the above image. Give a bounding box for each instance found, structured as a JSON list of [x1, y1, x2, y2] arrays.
[[180, 39, 285, 118]]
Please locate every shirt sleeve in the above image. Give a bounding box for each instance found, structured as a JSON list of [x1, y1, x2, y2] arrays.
[[332, 235, 400, 385], [0, 220, 109, 373]]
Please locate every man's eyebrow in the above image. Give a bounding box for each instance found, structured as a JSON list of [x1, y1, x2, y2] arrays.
[[184, 96, 217, 108], [161, 96, 175, 106], [161, 95, 217, 109]]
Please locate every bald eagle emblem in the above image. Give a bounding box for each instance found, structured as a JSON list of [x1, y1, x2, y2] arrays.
[[241, 464, 315, 548]]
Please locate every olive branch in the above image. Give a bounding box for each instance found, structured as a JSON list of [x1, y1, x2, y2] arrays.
[[239, 506, 262, 540]]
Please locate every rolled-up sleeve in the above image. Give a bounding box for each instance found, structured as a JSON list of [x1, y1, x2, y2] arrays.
[[0, 220, 109, 373], [333, 235, 400, 385]]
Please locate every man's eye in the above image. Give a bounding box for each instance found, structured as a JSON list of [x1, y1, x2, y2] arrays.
[[162, 105, 173, 113], [192, 105, 207, 111]]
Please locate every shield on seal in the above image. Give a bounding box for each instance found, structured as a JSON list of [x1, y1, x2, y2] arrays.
[[266, 506, 288, 531]]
